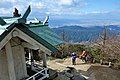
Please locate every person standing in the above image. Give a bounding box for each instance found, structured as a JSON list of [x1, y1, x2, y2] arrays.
[[80, 51, 87, 63], [71, 52, 77, 65]]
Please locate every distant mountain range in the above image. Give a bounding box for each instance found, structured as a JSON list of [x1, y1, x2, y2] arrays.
[[52, 25, 120, 43]]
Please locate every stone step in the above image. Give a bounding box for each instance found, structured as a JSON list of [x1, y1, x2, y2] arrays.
[[48, 68, 58, 80]]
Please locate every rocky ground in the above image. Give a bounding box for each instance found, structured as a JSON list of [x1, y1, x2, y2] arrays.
[[80, 65, 120, 80], [47, 57, 120, 80]]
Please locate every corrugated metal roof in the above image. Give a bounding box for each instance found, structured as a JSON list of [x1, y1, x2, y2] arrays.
[[0, 19, 63, 46], [0, 29, 5, 35], [0, 17, 20, 35], [28, 23, 63, 46], [0, 6, 63, 52], [17, 23, 61, 52], [0, 18, 63, 52], [0, 5, 31, 35]]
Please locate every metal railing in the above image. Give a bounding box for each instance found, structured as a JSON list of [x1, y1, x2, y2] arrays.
[[26, 68, 49, 80], [25, 58, 49, 80]]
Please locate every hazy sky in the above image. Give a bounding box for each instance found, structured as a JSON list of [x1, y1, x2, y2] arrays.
[[0, 0, 120, 26]]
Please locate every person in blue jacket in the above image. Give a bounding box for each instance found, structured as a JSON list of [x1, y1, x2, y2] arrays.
[[71, 52, 77, 65]]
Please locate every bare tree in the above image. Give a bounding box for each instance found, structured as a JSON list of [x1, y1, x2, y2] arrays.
[[96, 26, 120, 62]]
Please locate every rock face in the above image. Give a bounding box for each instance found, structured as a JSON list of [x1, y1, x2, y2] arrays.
[[81, 66, 120, 80]]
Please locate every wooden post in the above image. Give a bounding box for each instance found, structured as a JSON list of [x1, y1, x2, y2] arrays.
[[31, 49, 34, 70], [42, 52, 47, 68], [28, 49, 34, 70], [20, 46, 28, 78], [5, 41, 16, 80], [28, 49, 31, 64]]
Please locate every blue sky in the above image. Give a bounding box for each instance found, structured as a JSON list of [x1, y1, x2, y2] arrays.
[[0, 0, 120, 26]]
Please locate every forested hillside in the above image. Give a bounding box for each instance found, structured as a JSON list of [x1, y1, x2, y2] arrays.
[[52, 25, 120, 42]]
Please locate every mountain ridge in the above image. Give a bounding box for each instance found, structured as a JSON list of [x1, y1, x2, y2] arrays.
[[52, 25, 120, 42]]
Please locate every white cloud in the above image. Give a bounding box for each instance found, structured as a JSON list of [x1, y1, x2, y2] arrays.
[[29, 2, 44, 9], [59, 0, 73, 5], [0, 8, 11, 15], [0, 0, 87, 17], [1, 0, 16, 3], [91, 11, 110, 14], [12, 5, 24, 12]]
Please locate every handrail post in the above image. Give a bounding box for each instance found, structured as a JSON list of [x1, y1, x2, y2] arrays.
[[45, 68, 49, 78], [33, 77, 35, 80]]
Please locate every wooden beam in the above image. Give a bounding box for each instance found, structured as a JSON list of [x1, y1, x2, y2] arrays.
[[0, 29, 14, 50], [5, 41, 16, 80], [15, 28, 51, 54], [0, 27, 52, 55], [22, 42, 39, 50]]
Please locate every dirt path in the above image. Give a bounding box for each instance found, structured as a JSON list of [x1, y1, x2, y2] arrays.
[[47, 59, 66, 72], [47, 57, 91, 71], [47, 57, 120, 80], [47, 57, 88, 80]]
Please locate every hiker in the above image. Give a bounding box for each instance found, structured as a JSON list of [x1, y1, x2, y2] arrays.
[[71, 52, 77, 65], [80, 51, 87, 63]]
